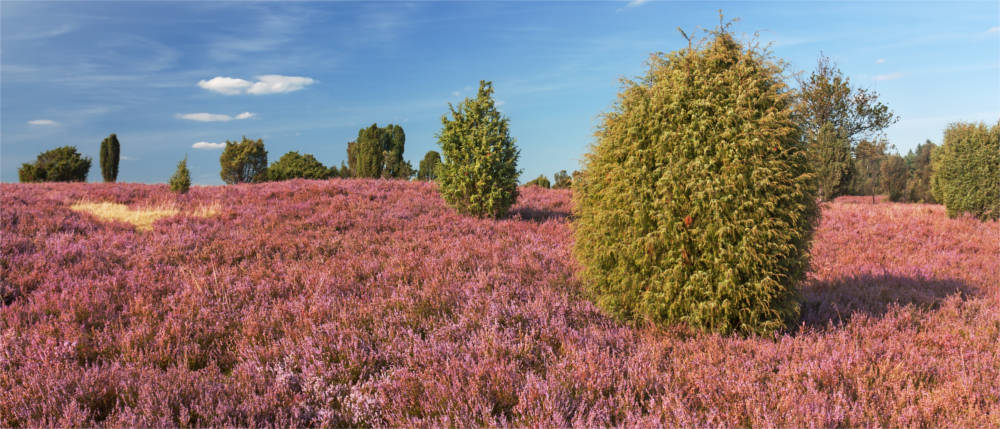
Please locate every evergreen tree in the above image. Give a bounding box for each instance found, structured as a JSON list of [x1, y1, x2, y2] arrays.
[[931, 121, 1000, 220], [18, 146, 91, 182], [552, 170, 573, 189], [437, 80, 520, 218], [169, 156, 191, 193], [807, 123, 853, 201], [267, 151, 331, 181], [99, 133, 120, 182], [904, 140, 936, 203], [574, 22, 818, 336], [219, 137, 268, 184]]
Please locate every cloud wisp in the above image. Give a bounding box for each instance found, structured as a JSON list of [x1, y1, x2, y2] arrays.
[[176, 112, 256, 122], [27, 119, 58, 126], [192, 141, 226, 150], [198, 75, 315, 95], [876, 58, 886, 64]]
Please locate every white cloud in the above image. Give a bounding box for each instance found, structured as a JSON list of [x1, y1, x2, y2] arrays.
[[247, 75, 315, 95], [27, 119, 58, 126], [873, 72, 903, 81], [197, 76, 252, 95], [198, 75, 314, 95], [626, 0, 650, 8], [176, 112, 256, 122], [876, 58, 886, 64], [192, 141, 226, 149], [120, 156, 135, 161], [495, 100, 506, 107], [988, 26, 1000, 33]]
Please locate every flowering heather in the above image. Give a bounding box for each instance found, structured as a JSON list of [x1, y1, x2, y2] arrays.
[[2, 180, 998, 427]]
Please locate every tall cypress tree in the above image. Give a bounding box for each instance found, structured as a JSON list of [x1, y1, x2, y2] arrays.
[[99, 133, 120, 182]]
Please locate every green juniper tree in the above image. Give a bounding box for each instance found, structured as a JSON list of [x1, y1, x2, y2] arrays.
[[99, 133, 121, 182], [169, 156, 191, 194], [219, 137, 268, 184], [267, 151, 332, 181], [437, 81, 520, 218], [574, 21, 818, 336], [19, 146, 91, 182], [931, 121, 1000, 220]]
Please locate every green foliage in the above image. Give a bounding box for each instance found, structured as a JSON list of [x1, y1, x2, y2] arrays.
[[219, 137, 268, 185], [347, 124, 412, 179], [573, 25, 818, 336], [794, 54, 896, 199], [417, 150, 442, 181], [807, 123, 853, 201], [437, 80, 521, 219], [880, 153, 908, 202], [552, 170, 572, 189], [904, 140, 936, 203], [525, 174, 551, 188], [267, 151, 331, 181], [169, 157, 191, 194], [850, 139, 889, 199], [18, 146, 92, 182], [99, 133, 120, 182], [931, 121, 1000, 220]]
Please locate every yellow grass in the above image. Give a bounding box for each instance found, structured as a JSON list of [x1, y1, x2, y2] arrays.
[[70, 201, 219, 231]]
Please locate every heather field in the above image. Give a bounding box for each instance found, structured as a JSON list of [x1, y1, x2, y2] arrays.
[[1, 179, 999, 427]]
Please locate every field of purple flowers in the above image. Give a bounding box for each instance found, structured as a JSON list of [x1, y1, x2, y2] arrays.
[[2, 179, 998, 427]]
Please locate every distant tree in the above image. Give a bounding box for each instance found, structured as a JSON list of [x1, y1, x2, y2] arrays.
[[337, 162, 351, 178], [267, 151, 331, 181], [345, 141, 358, 178], [795, 54, 897, 199], [808, 123, 854, 201], [219, 137, 268, 184], [525, 174, 551, 188], [346, 123, 411, 179], [99, 133, 120, 182], [18, 146, 91, 182], [931, 121, 1000, 220], [169, 156, 191, 193], [880, 153, 909, 202], [437, 80, 520, 218], [903, 140, 936, 203], [417, 150, 442, 181], [851, 139, 889, 202], [552, 170, 572, 189]]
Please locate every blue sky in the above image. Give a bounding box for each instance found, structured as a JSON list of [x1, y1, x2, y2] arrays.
[[2, 1, 997, 184]]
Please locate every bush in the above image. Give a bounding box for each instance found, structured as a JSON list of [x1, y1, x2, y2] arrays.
[[219, 137, 268, 184], [931, 121, 1000, 220], [18, 146, 91, 182], [267, 151, 331, 181], [99, 133, 120, 182], [573, 25, 818, 336], [552, 170, 572, 189], [417, 150, 442, 181], [525, 174, 550, 188], [169, 157, 191, 193], [437, 80, 520, 219]]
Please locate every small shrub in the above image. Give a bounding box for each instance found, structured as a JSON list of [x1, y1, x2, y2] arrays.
[[437, 80, 520, 219], [525, 174, 550, 188], [18, 146, 91, 182], [219, 137, 268, 184], [931, 121, 1000, 220], [573, 24, 818, 336], [169, 157, 191, 194]]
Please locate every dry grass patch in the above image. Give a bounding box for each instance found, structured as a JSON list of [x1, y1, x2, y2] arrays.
[[70, 201, 219, 231]]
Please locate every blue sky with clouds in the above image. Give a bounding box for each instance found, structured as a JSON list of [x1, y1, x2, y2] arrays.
[[2, 1, 997, 184]]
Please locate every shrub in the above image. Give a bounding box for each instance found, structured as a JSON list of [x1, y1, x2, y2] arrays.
[[99, 133, 120, 182], [931, 121, 1000, 220], [267, 151, 331, 181], [573, 25, 818, 336], [18, 146, 91, 182], [525, 174, 550, 188], [552, 170, 572, 189], [219, 137, 268, 184], [437, 80, 520, 219], [169, 157, 191, 194], [417, 150, 442, 181]]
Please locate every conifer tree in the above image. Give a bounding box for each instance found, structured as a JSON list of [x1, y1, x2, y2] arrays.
[[169, 156, 191, 193], [99, 133, 120, 182]]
